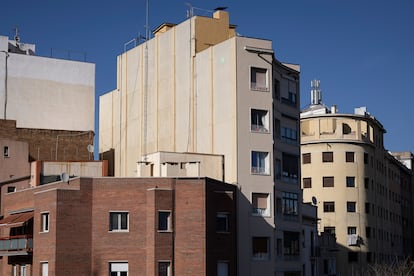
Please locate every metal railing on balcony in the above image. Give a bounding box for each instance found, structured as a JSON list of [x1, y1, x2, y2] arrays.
[[0, 235, 33, 255]]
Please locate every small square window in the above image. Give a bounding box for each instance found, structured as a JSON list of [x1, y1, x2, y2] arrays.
[[109, 212, 128, 231], [7, 186, 16, 193], [158, 211, 171, 231], [346, 152, 355, 162], [346, 176, 355, 187], [347, 202, 356, 212], [323, 176, 334, 187], [252, 193, 269, 216], [251, 151, 269, 175], [216, 213, 229, 233], [250, 67, 268, 91], [303, 177, 312, 188], [252, 237, 269, 260], [41, 213, 49, 232], [110, 262, 128, 276], [348, 226, 357, 235], [322, 152, 333, 162], [251, 109, 269, 133], [3, 146, 9, 157], [158, 261, 171, 276], [302, 153, 311, 164], [323, 202, 335, 212]]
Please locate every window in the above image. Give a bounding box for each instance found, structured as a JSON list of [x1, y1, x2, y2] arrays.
[[252, 193, 269, 216], [366, 227, 371, 238], [347, 202, 356, 212], [110, 262, 128, 276], [364, 153, 369, 164], [252, 237, 269, 260], [274, 79, 280, 100], [323, 202, 335, 212], [158, 261, 171, 276], [284, 231, 300, 256], [41, 262, 48, 276], [216, 213, 229, 232], [274, 158, 281, 180], [348, 227, 357, 235], [41, 213, 49, 232], [21, 266, 27, 276], [217, 261, 229, 276], [302, 153, 311, 164], [274, 119, 281, 139], [323, 176, 334, 187], [346, 176, 355, 187], [365, 203, 370, 214], [109, 212, 128, 231], [324, 226, 336, 236], [282, 153, 298, 184], [250, 67, 268, 91], [303, 177, 312, 188], [158, 211, 171, 231], [7, 186, 16, 193], [251, 151, 269, 175], [348, 252, 358, 263], [322, 152, 333, 162], [281, 78, 297, 105], [364, 177, 369, 189], [281, 127, 297, 144], [251, 109, 269, 132], [282, 192, 298, 217], [3, 146, 9, 157], [346, 152, 354, 162]]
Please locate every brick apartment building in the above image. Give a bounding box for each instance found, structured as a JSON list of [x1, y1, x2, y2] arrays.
[[0, 177, 237, 275]]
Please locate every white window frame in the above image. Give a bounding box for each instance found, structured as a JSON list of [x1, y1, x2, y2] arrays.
[[41, 262, 49, 276], [109, 262, 128, 276], [21, 265, 27, 276], [3, 146, 9, 157], [158, 261, 171, 276], [251, 193, 270, 217], [250, 108, 270, 133], [251, 151, 270, 175], [158, 210, 172, 232], [250, 67, 269, 92], [41, 212, 49, 233], [109, 212, 129, 232]]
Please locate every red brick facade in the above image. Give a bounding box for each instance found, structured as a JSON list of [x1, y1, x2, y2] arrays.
[[0, 177, 237, 275]]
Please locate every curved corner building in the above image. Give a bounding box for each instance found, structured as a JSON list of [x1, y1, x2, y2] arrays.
[[300, 85, 413, 275]]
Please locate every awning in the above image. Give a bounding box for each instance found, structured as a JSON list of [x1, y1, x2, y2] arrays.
[[0, 212, 34, 227]]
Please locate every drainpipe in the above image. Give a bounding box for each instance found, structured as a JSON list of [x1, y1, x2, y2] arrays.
[[1, 51, 9, 119]]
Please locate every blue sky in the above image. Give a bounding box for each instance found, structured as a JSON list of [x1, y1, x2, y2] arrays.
[[2, 0, 414, 155]]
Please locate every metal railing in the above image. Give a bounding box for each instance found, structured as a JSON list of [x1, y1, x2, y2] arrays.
[[0, 235, 33, 253]]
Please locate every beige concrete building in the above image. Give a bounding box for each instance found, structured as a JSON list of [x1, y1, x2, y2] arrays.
[[300, 81, 413, 275], [100, 10, 312, 276]]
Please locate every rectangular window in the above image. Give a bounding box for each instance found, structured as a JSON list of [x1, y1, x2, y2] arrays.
[[41, 213, 49, 232], [158, 261, 171, 276], [252, 237, 269, 260], [302, 153, 311, 164], [217, 261, 229, 276], [346, 152, 355, 162], [346, 176, 355, 187], [158, 211, 171, 231], [282, 153, 299, 184], [366, 227, 371, 238], [274, 79, 280, 100], [364, 177, 369, 189], [274, 158, 281, 180], [282, 192, 298, 216], [274, 119, 281, 139], [251, 109, 269, 133], [7, 186, 16, 193], [347, 202, 356, 212], [41, 262, 48, 276], [281, 78, 297, 105], [364, 153, 369, 164], [323, 202, 335, 212], [216, 213, 229, 232], [252, 193, 270, 216], [303, 177, 312, 189], [324, 226, 336, 236], [3, 146, 9, 157], [323, 176, 334, 187], [250, 67, 268, 91], [21, 266, 27, 276], [283, 231, 300, 256], [110, 262, 128, 276], [348, 227, 357, 235], [109, 212, 128, 231], [322, 152, 333, 162], [281, 127, 297, 144], [251, 151, 269, 175], [365, 202, 370, 214]]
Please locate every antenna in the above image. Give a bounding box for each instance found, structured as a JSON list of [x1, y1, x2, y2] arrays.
[[13, 27, 20, 42], [310, 79, 322, 105]]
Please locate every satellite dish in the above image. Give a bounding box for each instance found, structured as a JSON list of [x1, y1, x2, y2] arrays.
[[87, 144, 94, 153], [312, 196, 317, 205], [61, 173, 69, 183]]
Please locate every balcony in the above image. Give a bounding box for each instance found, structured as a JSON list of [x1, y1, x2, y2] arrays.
[[0, 235, 33, 256]]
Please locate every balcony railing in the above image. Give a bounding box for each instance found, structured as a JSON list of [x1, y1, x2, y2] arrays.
[[0, 235, 33, 255]]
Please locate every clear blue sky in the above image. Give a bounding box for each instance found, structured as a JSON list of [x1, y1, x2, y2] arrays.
[[2, 0, 414, 155]]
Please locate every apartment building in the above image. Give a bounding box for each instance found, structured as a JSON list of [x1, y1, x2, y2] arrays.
[[0, 35, 95, 162], [100, 10, 311, 275], [300, 81, 413, 275], [0, 177, 236, 275]]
